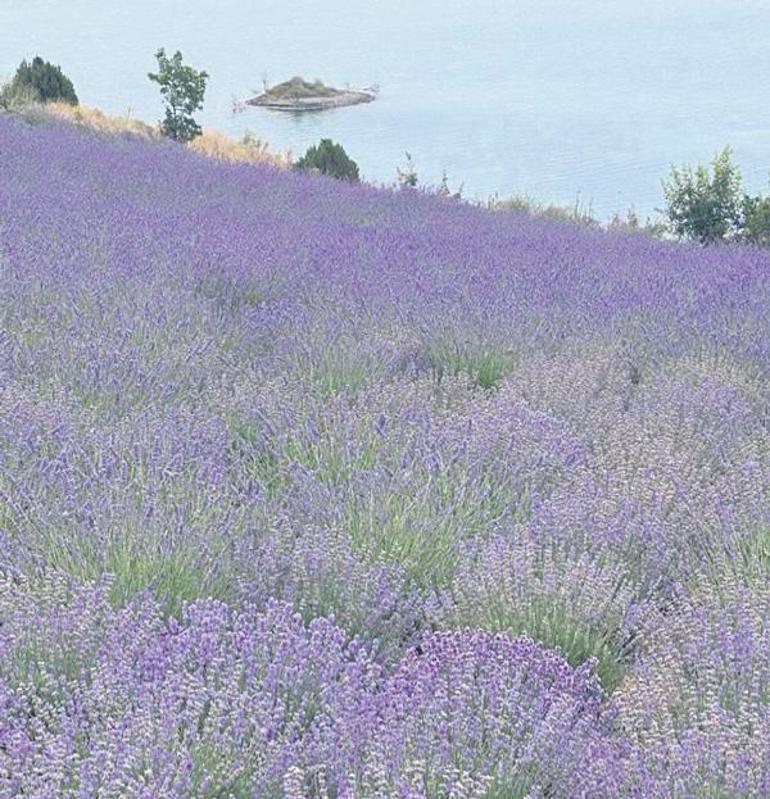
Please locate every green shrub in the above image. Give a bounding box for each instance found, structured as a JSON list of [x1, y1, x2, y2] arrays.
[[0, 79, 38, 111], [662, 146, 743, 244], [0, 56, 78, 108], [740, 193, 770, 247], [662, 146, 770, 247], [294, 138, 360, 181]]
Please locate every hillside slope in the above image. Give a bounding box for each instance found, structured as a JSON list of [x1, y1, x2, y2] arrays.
[[0, 115, 769, 797]]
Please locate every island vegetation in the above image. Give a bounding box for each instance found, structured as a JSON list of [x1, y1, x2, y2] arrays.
[[247, 75, 376, 111]]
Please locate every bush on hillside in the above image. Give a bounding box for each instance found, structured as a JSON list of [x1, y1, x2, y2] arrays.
[[663, 146, 770, 247], [0, 79, 38, 111], [295, 138, 360, 181], [662, 146, 743, 244], [740, 193, 770, 248], [0, 56, 78, 108]]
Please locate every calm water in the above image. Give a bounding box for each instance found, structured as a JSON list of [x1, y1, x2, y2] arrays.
[[3, 0, 770, 217]]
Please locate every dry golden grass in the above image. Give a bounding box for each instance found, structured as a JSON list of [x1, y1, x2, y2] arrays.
[[43, 101, 158, 139], [39, 102, 290, 167], [188, 129, 291, 168]]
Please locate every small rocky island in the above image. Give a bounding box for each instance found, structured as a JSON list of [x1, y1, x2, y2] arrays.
[[247, 76, 376, 112]]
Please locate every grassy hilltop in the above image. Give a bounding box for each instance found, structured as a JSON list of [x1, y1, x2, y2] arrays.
[[0, 114, 769, 797]]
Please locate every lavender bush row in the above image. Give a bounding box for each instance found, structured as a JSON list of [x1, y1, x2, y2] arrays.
[[0, 576, 607, 798], [0, 114, 769, 795]]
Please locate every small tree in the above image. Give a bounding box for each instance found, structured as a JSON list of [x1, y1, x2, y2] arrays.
[[294, 139, 359, 181], [0, 56, 78, 108], [436, 170, 463, 200], [148, 48, 208, 143], [396, 151, 418, 188], [662, 146, 743, 244]]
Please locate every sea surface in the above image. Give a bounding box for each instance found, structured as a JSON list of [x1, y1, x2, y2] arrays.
[[3, 0, 770, 218]]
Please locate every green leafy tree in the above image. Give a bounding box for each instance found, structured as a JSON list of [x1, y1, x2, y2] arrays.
[[148, 48, 208, 143], [662, 146, 743, 244], [740, 193, 770, 247], [294, 139, 359, 181], [0, 56, 78, 108]]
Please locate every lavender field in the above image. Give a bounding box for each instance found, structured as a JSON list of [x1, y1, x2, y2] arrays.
[[0, 114, 769, 798]]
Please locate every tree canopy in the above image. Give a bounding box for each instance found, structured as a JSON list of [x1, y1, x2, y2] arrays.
[[148, 48, 208, 143]]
